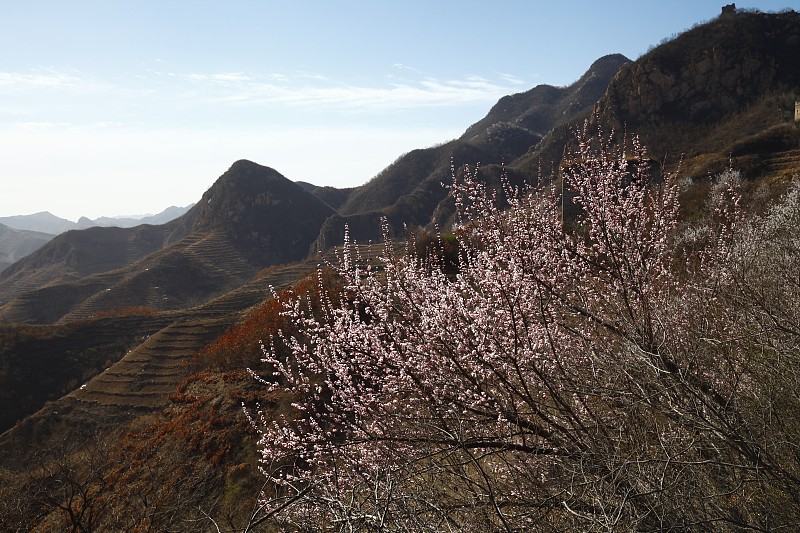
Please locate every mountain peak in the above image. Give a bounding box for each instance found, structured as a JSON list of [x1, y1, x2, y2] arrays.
[[227, 159, 273, 173], [186, 161, 336, 266], [587, 53, 630, 71]]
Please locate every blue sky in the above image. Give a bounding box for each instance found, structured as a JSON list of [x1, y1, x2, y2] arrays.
[[2, 1, 798, 221]]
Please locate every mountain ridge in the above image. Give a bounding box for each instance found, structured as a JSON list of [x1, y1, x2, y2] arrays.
[[312, 53, 632, 251]]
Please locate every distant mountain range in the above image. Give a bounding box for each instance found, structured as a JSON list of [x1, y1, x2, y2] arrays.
[[2, 8, 800, 528], [0, 204, 194, 235], [0, 204, 194, 273], [88, 204, 195, 230]]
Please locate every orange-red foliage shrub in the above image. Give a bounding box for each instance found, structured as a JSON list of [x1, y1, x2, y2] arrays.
[[197, 268, 342, 371]]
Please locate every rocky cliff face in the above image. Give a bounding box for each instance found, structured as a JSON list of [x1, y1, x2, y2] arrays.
[[598, 10, 800, 155]]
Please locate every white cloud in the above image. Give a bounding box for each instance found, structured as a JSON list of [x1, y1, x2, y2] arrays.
[[14, 121, 73, 130], [0, 71, 75, 88], [0, 104, 29, 116], [295, 71, 328, 81], [185, 72, 252, 83], [213, 73, 251, 82], [0, 69, 108, 91], [0, 66, 530, 124], [178, 71, 524, 112], [499, 73, 527, 85], [392, 63, 420, 73]]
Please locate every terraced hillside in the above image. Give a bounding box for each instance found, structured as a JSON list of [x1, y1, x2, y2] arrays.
[[0, 313, 173, 433], [60, 230, 257, 323], [0, 237, 370, 524], [71, 257, 321, 410], [675, 123, 800, 186], [762, 148, 800, 179], [73, 317, 231, 408]]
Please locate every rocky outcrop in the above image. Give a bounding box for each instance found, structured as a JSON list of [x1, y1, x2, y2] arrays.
[[598, 10, 800, 154]]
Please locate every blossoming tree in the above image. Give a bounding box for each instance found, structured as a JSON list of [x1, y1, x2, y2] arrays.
[[247, 126, 800, 531]]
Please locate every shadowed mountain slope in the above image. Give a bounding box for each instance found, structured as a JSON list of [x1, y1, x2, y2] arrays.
[[297, 182, 356, 211], [314, 54, 631, 250]]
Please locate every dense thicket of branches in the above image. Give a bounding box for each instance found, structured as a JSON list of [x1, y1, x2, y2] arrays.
[[249, 127, 800, 531]]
